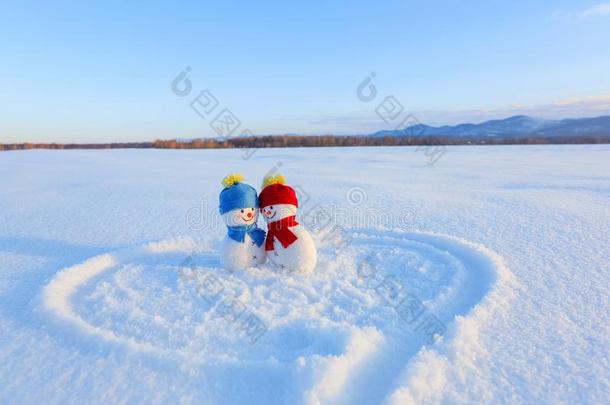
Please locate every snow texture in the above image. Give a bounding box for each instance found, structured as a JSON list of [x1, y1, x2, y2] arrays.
[[0, 145, 608, 404]]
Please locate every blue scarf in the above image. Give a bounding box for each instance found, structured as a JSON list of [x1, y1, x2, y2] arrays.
[[227, 224, 266, 247]]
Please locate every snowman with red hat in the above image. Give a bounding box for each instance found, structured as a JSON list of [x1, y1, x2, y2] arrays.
[[259, 174, 317, 275], [218, 174, 267, 271]]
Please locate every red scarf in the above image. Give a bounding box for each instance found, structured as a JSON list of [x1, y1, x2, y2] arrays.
[[265, 215, 299, 251]]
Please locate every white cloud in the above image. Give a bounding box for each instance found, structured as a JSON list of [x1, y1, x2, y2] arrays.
[[551, 95, 610, 107], [432, 95, 610, 125], [552, 3, 610, 21], [579, 3, 610, 19], [286, 95, 610, 133]]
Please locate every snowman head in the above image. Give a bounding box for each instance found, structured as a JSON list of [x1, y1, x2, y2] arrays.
[[259, 174, 299, 224], [261, 203, 296, 222], [218, 173, 259, 227], [222, 207, 258, 226]]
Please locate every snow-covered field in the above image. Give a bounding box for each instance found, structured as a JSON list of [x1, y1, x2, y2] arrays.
[[1, 145, 608, 404]]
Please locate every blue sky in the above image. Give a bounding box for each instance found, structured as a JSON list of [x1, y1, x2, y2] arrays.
[[2, 0, 610, 142]]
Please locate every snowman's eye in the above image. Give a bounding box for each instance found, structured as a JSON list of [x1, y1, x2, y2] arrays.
[[240, 209, 244, 213], [270, 206, 273, 209]]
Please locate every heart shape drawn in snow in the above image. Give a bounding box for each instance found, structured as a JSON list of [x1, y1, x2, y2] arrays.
[[42, 230, 516, 404]]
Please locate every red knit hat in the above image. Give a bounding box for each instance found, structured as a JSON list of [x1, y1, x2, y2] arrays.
[[259, 175, 298, 208]]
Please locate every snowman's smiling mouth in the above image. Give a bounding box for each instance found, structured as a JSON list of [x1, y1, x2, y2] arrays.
[[265, 212, 276, 219], [240, 216, 254, 223]]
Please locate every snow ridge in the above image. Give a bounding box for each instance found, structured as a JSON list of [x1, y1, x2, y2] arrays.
[[41, 230, 515, 404]]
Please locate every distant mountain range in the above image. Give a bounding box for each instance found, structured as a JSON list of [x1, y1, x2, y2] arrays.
[[370, 115, 610, 138]]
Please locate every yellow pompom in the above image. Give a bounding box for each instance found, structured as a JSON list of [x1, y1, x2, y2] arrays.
[[262, 174, 286, 188], [222, 173, 244, 188]]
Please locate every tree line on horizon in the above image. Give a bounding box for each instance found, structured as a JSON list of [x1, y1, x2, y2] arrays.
[[2, 133, 610, 151]]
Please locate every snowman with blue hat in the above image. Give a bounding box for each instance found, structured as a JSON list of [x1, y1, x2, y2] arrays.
[[219, 173, 267, 271]]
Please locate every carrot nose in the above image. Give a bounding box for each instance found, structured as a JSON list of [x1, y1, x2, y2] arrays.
[[246, 212, 253, 219]]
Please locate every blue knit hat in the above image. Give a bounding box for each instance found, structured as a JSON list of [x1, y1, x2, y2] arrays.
[[219, 174, 259, 214]]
